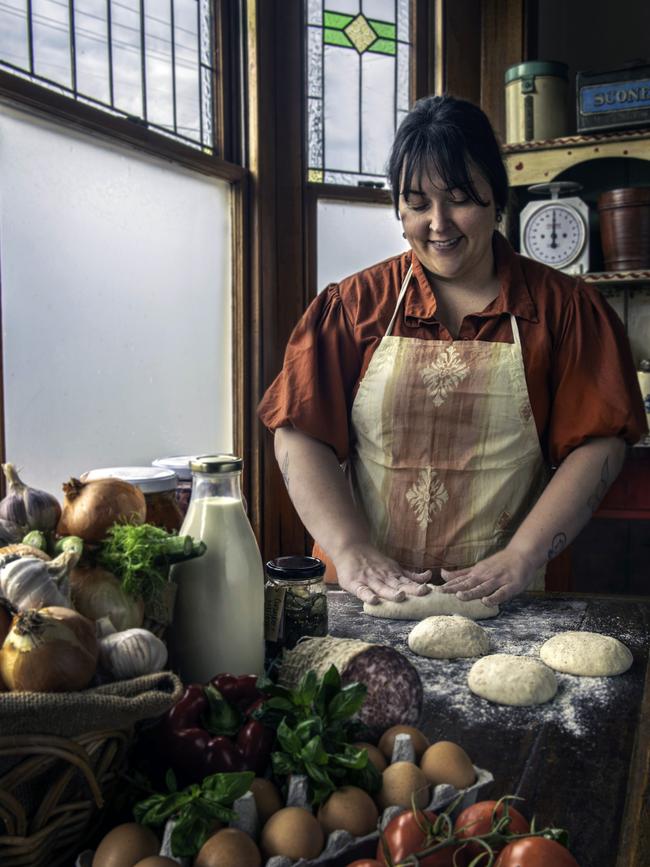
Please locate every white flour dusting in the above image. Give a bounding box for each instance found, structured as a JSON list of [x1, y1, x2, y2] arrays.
[[328, 592, 638, 739]]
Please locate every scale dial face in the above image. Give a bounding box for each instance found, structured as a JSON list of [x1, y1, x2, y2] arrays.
[[522, 203, 586, 268]]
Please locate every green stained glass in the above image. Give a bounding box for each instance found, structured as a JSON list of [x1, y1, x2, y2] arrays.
[[323, 11, 354, 29], [369, 39, 396, 56], [370, 21, 396, 39], [306, 0, 413, 187], [324, 28, 354, 48]]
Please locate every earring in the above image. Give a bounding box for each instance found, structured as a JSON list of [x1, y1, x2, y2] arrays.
[[402, 232, 406, 239], [496, 208, 503, 224]]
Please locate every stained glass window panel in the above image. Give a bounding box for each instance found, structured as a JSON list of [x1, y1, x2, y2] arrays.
[[306, 0, 411, 187]]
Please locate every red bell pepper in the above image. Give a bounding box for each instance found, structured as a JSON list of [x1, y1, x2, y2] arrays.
[[157, 674, 274, 785]]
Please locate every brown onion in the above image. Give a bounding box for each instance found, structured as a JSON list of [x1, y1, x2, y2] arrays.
[[0, 606, 98, 691], [57, 477, 146, 543], [70, 562, 144, 631], [0, 596, 16, 645]]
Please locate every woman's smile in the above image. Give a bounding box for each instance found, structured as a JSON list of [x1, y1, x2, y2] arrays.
[[399, 163, 496, 287]]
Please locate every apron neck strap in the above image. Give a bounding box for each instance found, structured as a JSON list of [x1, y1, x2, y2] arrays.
[[386, 265, 522, 347], [386, 264, 413, 336]]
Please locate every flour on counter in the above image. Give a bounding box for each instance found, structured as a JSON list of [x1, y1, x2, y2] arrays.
[[328, 592, 638, 739]]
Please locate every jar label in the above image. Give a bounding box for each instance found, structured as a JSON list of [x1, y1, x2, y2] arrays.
[[264, 585, 286, 642]]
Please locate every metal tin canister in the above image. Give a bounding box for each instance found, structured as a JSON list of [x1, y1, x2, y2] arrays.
[[505, 61, 569, 144]]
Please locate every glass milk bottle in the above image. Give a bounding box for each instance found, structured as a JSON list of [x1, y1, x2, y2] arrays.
[[168, 455, 265, 683]]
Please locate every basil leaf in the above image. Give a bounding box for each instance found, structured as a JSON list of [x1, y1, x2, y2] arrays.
[[202, 685, 243, 737], [134, 791, 190, 826], [272, 751, 295, 775], [314, 665, 341, 716], [300, 735, 329, 765], [347, 761, 382, 795], [304, 761, 334, 788], [297, 670, 319, 706], [170, 808, 213, 857], [327, 683, 367, 722], [165, 768, 178, 793], [331, 745, 368, 770], [277, 719, 302, 754], [201, 770, 255, 804]]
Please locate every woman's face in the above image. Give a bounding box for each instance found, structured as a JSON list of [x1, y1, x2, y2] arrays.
[[398, 162, 497, 286]]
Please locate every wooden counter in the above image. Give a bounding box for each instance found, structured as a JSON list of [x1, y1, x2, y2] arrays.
[[327, 591, 650, 867]]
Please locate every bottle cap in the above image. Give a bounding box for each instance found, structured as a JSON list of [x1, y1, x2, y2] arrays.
[[266, 556, 326, 580]]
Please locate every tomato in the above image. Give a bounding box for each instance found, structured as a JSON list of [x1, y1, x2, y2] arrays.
[[495, 837, 580, 866], [454, 800, 530, 860], [376, 809, 465, 867]]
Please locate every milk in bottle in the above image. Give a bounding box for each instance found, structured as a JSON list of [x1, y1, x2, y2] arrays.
[[168, 455, 264, 682]]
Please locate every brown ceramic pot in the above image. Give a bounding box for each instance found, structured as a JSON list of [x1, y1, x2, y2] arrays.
[[598, 187, 650, 271]]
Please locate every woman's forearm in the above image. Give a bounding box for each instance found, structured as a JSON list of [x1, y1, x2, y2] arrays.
[[507, 436, 627, 571], [273, 427, 370, 560]]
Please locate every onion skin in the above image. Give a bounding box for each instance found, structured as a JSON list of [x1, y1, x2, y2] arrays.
[[0, 606, 98, 691], [70, 563, 144, 631], [0, 544, 50, 561], [57, 477, 146, 543], [0, 596, 16, 645]]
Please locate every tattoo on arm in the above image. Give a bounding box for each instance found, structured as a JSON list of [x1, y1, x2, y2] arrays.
[[547, 532, 567, 561], [587, 457, 610, 512], [280, 452, 289, 490]]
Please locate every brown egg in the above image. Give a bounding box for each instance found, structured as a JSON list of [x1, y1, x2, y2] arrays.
[[194, 828, 261, 867], [353, 741, 387, 773], [261, 806, 324, 860], [133, 859, 178, 867], [376, 761, 430, 810], [420, 741, 476, 789], [378, 725, 430, 761], [92, 823, 159, 867], [250, 777, 283, 824], [317, 786, 379, 837]]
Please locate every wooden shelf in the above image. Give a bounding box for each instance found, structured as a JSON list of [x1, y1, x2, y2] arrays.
[[583, 270, 650, 287], [503, 129, 650, 187]]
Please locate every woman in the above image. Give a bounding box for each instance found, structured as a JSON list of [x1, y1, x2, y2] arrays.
[[258, 95, 646, 608]]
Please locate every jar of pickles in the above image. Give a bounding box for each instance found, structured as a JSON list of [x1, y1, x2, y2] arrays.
[[264, 556, 328, 656]]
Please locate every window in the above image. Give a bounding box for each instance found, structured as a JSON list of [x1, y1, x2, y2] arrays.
[[0, 0, 217, 150], [305, 0, 412, 187]]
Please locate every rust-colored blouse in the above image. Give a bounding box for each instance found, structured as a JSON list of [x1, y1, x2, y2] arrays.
[[258, 233, 647, 466]]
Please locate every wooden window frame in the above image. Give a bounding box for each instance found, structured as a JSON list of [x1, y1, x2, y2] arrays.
[[0, 0, 251, 497]]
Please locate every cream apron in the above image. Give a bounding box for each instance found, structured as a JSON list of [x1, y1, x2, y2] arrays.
[[345, 264, 548, 587]]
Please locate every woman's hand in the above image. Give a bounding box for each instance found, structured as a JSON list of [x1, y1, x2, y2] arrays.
[[439, 547, 536, 607], [334, 542, 432, 605]]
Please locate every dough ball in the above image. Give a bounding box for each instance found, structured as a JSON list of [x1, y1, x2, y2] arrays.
[[364, 585, 498, 621], [540, 631, 633, 677], [408, 615, 490, 659], [467, 654, 557, 706]]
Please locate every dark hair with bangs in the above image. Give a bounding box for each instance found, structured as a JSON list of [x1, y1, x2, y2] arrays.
[[387, 94, 508, 218]]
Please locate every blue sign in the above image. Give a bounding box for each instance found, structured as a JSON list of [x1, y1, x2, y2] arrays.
[[581, 78, 650, 114]]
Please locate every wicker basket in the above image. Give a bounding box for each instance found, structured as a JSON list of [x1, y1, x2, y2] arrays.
[[0, 671, 182, 867], [0, 728, 130, 867]]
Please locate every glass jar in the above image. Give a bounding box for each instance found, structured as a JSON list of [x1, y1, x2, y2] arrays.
[[168, 454, 265, 682], [264, 556, 328, 655], [82, 466, 183, 531], [152, 455, 200, 517]]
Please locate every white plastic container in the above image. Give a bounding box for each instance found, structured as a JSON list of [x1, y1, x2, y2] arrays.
[[167, 454, 265, 682]]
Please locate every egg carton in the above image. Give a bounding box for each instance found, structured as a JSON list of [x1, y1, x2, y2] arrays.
[[77, 735, 492, 867]]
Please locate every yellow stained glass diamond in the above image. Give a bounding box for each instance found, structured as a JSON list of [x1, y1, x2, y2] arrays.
[[344, 14, 376, 53]]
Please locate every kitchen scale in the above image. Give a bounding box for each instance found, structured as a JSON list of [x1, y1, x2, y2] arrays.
[[519, 181, 590, 275]]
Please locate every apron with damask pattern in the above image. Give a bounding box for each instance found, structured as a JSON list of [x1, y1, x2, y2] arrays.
[[347, 264, 549, 586]]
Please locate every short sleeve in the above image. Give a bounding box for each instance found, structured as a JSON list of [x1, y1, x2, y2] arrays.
[[257, 284, 362, 462], [548, 282, 648, 463]]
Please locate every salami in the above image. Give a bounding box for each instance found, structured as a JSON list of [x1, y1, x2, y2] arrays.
[[279, 636, 422, 736]]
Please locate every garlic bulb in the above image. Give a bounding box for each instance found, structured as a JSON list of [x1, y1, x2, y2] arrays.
[[0, 464, 61, 532], [0, 551, 78, 611], [99, 628, 167, 680]]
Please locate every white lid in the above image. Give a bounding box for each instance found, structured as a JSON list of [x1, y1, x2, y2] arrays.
[[82, 466, 178, 493], [152, 455, 198, 481]]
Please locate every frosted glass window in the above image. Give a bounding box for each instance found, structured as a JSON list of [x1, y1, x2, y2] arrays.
[[317, 199, 409, 288], [0, 104, 232, 496], [0, 0, 213, 149], [306, 0, 412, 187]]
